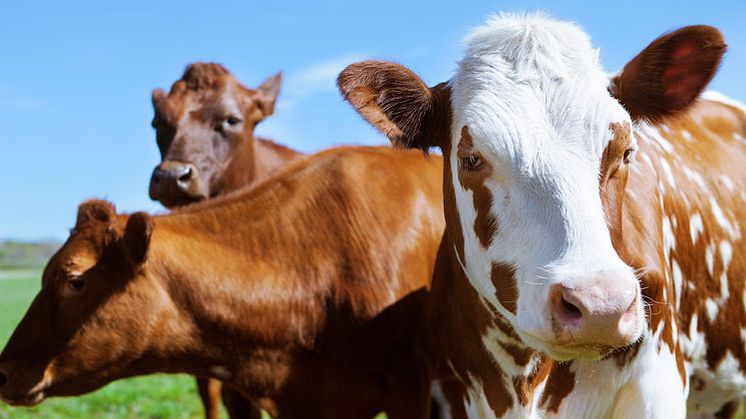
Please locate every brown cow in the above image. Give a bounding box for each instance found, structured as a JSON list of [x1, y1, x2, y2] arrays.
[[339, 14, 744, 418], [149, 62, 301, 208], [0, 146, 448, 419], [150, 62, 302, 418]]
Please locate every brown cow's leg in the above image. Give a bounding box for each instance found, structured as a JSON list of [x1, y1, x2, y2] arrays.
[[221, 384, 262, 419], [197, 377, 223, 419]]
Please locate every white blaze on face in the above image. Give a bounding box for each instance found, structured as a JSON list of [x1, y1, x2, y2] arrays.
[[449, 14, 641, 356]]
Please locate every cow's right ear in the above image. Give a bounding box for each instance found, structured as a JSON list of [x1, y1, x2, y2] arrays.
[[337, 60, 450, 151], [121, 212, 153, 268]]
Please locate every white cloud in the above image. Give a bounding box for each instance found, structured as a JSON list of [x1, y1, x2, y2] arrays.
[[280, 52, 367, 108]]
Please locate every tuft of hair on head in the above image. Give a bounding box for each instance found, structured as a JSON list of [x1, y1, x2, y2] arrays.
[[76, 199, 116, 228], [181, 62, 231, 90]]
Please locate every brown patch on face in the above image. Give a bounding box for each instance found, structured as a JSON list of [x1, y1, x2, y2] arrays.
[[540, 362, 576, 412], [600, 122, 634, 255], [492, 263, 517, 314], [458, 126, 498, 249]]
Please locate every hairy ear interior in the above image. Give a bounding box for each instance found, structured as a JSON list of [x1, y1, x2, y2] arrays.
[[337, 60, 450, 151], [610, 25, 726, 121], [255, 71, 283, 118], [121, 212, 153, 266]]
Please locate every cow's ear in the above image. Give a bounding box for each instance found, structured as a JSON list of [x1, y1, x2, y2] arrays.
[[610, 25, 726, 122], [254, 71, 282, 118], [151, 88, 167, 108], [121, 212, 153, 267], [76, 200, 116, 227], [337, 60, 450, 151]]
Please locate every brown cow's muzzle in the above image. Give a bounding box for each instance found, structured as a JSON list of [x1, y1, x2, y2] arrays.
[[0, 363, 48, 406], [149, 160, 208, 208]]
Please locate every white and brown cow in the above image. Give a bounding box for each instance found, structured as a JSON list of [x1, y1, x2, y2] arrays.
[[339, 14, 744, 418]]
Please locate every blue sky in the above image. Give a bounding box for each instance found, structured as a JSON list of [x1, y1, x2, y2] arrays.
[[2, 1, 744, 241]]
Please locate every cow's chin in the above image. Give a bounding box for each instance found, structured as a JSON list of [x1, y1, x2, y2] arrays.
[[0, 386, 47, 407], [519, 332, 615, 361]]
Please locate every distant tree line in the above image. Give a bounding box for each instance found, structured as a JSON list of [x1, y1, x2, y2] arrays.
[[0, 241, 61, 269]]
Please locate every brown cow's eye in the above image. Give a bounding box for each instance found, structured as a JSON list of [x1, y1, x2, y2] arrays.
[[67, 278, 85, 292], [226, 116, 242, 126], [460, 155, 483, 171]]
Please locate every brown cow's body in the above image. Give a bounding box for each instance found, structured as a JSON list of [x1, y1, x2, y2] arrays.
[[0, 146, 446, 418], [149, 62, 302, 418]]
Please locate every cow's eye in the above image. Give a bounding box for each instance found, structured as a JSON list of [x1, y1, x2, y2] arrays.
[[623, 149, 634, 164], [226, 116, 242, 126], [67, 278, 85, 292], [460, 155, 483, 171]]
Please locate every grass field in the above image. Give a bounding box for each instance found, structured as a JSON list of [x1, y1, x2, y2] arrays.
[[0, 268, 220, 419]]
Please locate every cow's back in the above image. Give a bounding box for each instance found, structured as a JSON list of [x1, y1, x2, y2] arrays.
[[624, 96, 746, 414]]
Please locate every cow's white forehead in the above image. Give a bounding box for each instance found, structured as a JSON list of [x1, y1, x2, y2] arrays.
[[451, 14, 629, 166]]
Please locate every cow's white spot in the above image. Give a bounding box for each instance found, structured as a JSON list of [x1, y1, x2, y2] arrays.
[[720, 175, 735, 192], [660, 159, 676, 188], [683, 167, 708, 190], [710, 198, 739, 239], [639, 124, 674, 153], [706, 242, 716, 277], [690, 213, 704, 244], [705, 298, 719, 321], [672, 259, 683, 309]]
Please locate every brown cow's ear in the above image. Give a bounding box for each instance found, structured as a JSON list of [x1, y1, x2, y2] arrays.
[[255, 72, 283, 118], [610, 25, 726, 122], [337, 60, 450, 151], [151, 88, 167, 108], [76, 200, 116, 227], [121, 212, 153, 266]]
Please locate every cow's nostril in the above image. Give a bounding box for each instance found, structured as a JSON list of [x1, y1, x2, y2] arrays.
[[0, 371, 7, 388], [560, 296, 582, 319], [178, 167, 193, 182]]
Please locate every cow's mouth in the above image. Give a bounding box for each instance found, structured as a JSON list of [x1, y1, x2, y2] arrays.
[[156, 192, 205, 209], [519, 331, 614, 361], [0, 388, 46, 407]]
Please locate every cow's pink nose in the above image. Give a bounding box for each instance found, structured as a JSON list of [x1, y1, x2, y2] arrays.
[[549, 273, 640, 348]]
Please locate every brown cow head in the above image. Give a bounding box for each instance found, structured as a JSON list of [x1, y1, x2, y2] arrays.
[[0, 200, 166, 406], [149, 63, 282, 208], [339, 17, 725, 361]]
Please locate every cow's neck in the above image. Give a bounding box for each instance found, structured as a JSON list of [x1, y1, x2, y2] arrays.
[[141, 173, 325, 392], [252, 137, 303, 183], [216, 136, 302, 195]]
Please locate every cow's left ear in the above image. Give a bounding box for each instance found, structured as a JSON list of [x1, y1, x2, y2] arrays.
[[610, 25, 726, 122], [121, 212, 153, 267], [254, 71, 283, 118], [337, 60, 450, 152]]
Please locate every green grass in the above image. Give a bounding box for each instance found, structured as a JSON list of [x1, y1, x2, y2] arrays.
[[0, 268, 215, 418]]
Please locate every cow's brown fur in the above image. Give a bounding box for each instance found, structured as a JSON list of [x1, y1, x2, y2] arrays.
[[151, 62, 304, 418], [0, 147, 447, 419]]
